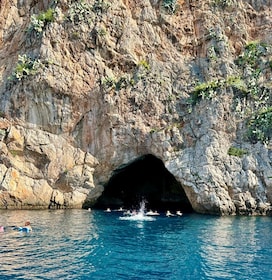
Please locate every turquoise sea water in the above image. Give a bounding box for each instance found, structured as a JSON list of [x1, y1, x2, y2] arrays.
[[0, 209, 271, 280]]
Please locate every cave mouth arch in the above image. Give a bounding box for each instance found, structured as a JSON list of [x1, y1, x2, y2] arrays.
[[94, 154, 193, 213]]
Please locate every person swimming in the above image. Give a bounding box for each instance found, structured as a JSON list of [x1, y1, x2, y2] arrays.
[[146, 210, 160, 216], [24, 221, 32, 231], [17, 221, 32, 232], [166, 210, 175, 217], [176, 211, 183, 216], [0, 226, 4, 232]]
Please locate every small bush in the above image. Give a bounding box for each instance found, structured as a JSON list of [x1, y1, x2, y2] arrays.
[[228, 147, 247, 157], [236, 41, 268, 68], [67, 1, 93, 24], [189, 75, 248, 105], [232, 41, 271, 120], [137, 60, 150, 71], [37, 8, 55, 22], [226, 76, 248, 93], [101, 76, 116, 89], [247, 107, 272, 143], [9, 54, 43, 81], [29, 8, 55, 33], [101, 75, 133, 91], [190, 79, 223, 104]]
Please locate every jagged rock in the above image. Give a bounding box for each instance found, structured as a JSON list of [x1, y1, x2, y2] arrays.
[[0, 0, 272, 214], [0, 120, 99, 209]]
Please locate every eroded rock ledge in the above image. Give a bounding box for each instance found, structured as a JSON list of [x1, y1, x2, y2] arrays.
[[0, 0, 272, 215], [0, 118, 101, 209]]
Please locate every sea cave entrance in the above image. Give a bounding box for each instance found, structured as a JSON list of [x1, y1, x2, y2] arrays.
[[94, 154, 193, 213]]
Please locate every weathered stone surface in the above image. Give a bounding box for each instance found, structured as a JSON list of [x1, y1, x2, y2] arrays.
[[0, 0, 272, 214], [0, 119, 99, 209]]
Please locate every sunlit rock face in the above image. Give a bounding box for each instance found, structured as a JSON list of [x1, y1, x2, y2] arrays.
[[0, 120, 101, 209], [0, 0, 272, 214]]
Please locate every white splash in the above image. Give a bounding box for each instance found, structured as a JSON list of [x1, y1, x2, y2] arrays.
[[119, 200, 156, 221]]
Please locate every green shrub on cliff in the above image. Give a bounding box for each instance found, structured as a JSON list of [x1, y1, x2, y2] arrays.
[[247, 107, 272, 143], [67, 0, 110, 25], [235, 41, 270, 98], [138, 60, 150, 71], [236, 41, 268, 68], [28, 8, 56, 33], [228, 147, 247, 157], [191, 79, 223, 103], [9, 54, 43, 81], [189, 76, 247, 105], [101, 74, 134, 91], [101, 75, 116, 89], [233, 41, 272, 143], [67, 1, 93, 24]]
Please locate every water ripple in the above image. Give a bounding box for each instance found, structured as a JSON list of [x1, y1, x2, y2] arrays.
[[1, 211, 272, 279]]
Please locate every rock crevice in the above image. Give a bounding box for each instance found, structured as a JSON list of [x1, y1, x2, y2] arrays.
[[0, 0, 272, 214]]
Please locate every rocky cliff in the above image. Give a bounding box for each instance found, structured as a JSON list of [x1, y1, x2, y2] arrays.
[[0, 0, 272, 215]]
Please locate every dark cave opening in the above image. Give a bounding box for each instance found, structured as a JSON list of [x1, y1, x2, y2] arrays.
[[94, 154, 193, 213]]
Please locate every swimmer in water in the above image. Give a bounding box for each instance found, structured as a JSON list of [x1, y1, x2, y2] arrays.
[[16, 221, 32, 233], [23, 221, 32, 232], [166, 210, 175, 217], [146, 210, 160, 216], [176, 211, 183, 216]]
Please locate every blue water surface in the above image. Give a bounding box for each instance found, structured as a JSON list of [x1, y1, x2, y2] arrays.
[[0, 209, 271, 280]]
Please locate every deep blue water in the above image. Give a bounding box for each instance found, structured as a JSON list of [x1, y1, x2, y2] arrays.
[[0, 209, 271, 280]]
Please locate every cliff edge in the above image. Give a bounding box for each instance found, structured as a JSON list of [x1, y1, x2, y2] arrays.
[[0, 0, 272, 215]]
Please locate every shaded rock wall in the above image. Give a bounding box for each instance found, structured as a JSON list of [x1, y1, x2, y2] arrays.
[[0, 0, 272, 214], [95, 154, 193, 212]]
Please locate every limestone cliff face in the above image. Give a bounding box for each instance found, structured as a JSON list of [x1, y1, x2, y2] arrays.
[[0, 0, 272, 214], [0, 119, 100, 208]]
